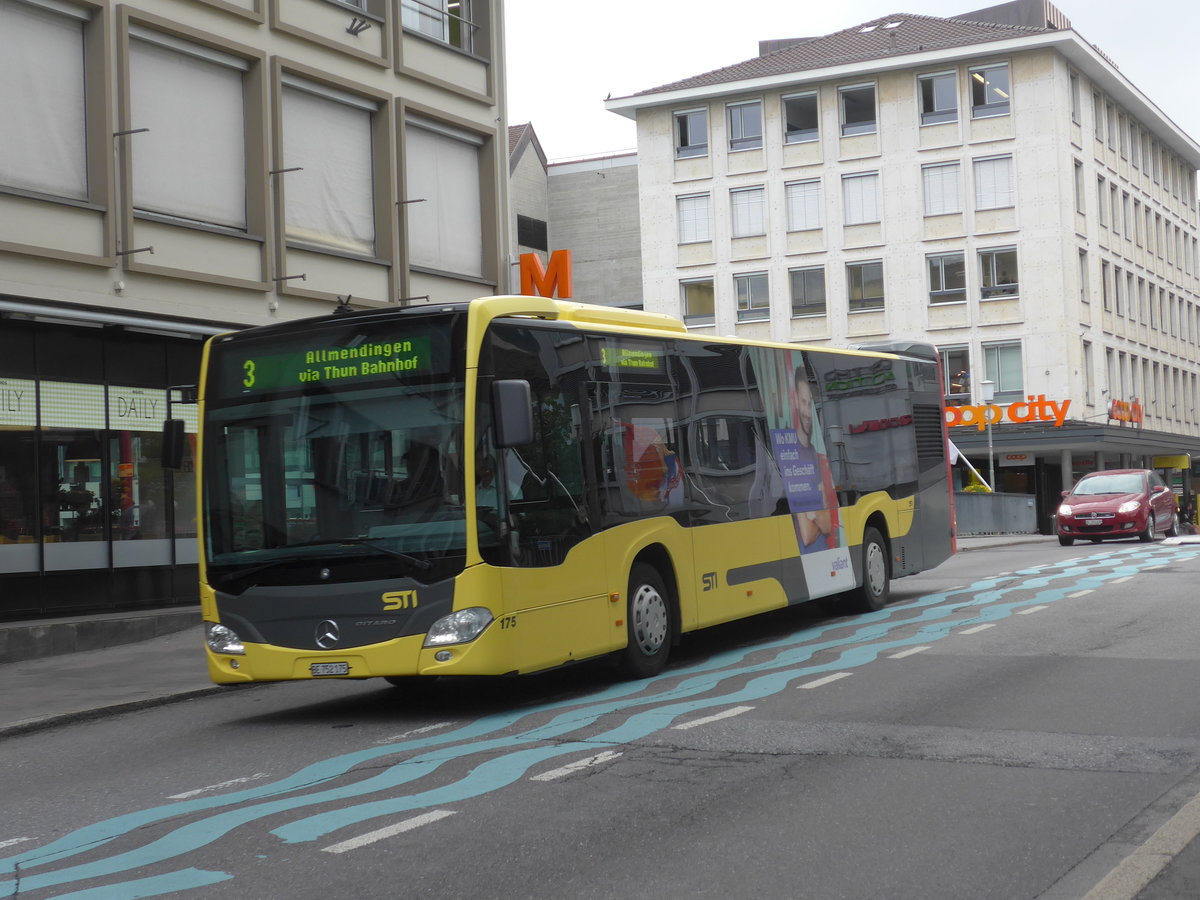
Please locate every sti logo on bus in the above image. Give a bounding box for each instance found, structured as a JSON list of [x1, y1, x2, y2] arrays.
[[382, 590, 419, 610]]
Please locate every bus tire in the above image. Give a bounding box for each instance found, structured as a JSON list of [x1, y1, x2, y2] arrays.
[[617, 563, 672, 679], [849, 527, 890, 613]]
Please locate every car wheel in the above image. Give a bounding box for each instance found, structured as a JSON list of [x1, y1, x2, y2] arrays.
[[1166, 513, 1180, 538], [847, 527, 890, 613], [616, 563, 672, 679], [1058, 534, 1075, 546], [1139, 517, 1155, 542]]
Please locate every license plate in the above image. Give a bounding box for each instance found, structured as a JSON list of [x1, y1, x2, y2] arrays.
[[1085, 518, 1102, 526], [310, 662, 350, 677]]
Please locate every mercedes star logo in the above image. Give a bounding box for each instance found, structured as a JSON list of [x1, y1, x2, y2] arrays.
[[315, 620, 340, 649]]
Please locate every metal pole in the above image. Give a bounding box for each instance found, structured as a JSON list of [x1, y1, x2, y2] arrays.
[[980, 380, 996, 493]]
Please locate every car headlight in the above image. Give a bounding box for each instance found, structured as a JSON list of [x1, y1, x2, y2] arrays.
[[205, 622, 245, 655], [424, 607, 494, 647], [1058, 504, 1072, 517], [1118, 500, 1141, 514]]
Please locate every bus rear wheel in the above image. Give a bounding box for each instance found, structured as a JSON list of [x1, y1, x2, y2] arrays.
[[848, 527, 890, 613], [616, 563, 672, 679]]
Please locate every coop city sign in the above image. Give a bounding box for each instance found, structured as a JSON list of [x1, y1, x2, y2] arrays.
[[945, 395, 1071, 430]]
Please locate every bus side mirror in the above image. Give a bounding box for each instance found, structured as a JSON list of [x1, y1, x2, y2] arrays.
[[162, 419, 186, 469], [492, 379, 533, 447]]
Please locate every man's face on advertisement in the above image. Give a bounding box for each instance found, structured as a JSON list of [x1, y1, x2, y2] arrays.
[[794, 375, 814, 444]]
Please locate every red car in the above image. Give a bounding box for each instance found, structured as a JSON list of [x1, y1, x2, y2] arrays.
[[1056, 468, 1180, 546]]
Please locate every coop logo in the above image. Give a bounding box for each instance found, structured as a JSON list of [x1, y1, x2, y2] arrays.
[[945, 395, 1070, 431], [701, 572, 718, 592], [382, 589, 419, 611]]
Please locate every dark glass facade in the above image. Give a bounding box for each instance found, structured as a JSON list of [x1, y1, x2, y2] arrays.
[[0, 319, 203, 621]]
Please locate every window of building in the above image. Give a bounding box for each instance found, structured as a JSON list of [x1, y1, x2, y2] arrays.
[[974, 155, 1013, 210], [782, 92, 818, 143], [839, 83, 876, 136], [0, 1, 89, 200], [1113, 265, 1123, 315], [681, 278, 715, 325], [516, 214, 547, 251], [983, 341, 1023, 399], [735, 272, 769, 321], [847, 259, 884, 310], [789, 266, 826, 316], [1079, 249, 1089, 304], [1073, 160, 1084, 213], [1101, 261, 1111, 310], [1069, 71, 1080, 124], [969, 63, 1009, 118], [1109, 183, 1119, 236], [728, 100, 763, 151], [674, 108, 708, 159], [1092, 92, 1104, 142], [785, 179, 822, 231], [1126, 271, 1136, 321], [401, 0, 475, 51], [1083, 340, 1093, 405], [842, 172, 880, 224], [927, 252, 966, 304], [405, 115, 484, 276], [1096, 176, 1107, 227], [1106, 102, 1117, 150], [918, 71, 957, 125], [1131, 121, 1140, 168], [676, 193, 711, 243], [130, 31, 248, 231], [979, 246, 1018, 299], [730, 187, 765, 237], [923, 162, 961, 216], [940, 345, 971, 406]]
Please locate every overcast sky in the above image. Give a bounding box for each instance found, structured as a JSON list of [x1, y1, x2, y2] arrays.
[[505, 0, 1199, 162]]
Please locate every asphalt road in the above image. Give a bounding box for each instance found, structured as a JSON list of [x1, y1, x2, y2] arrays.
[[5, 539, 1200, 899]]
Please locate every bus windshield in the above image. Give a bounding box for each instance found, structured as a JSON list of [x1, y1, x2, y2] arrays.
[[202, 316, 466, 589]]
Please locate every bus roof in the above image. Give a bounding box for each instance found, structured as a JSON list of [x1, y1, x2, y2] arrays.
[[209, 295, 930, 363]]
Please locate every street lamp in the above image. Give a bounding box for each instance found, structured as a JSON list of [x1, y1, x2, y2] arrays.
[[980, 379, 996, 493]]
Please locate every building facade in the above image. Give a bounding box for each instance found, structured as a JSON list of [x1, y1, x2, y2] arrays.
[[508, 122, 642, 306], [606, 0, 1200, 529], [0, 0, 509, 618]]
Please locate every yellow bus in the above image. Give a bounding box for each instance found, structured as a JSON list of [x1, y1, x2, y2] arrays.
[[174, 296, 955, 684]]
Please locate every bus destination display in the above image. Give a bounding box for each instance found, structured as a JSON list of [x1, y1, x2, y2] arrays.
[[222, 335, 434, 396]]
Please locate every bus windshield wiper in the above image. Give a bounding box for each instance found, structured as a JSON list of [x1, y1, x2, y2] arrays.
[[335, 537, 433, 570]]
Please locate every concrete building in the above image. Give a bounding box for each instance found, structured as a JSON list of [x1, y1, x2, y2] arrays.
[[508, 122, 642, 306], [606, 0, 1200, 529], [0, 0, 509, 617]]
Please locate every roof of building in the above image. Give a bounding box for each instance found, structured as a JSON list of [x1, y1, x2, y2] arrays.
[[507, 122, 547, 175], [630, 11, 1053, 98]]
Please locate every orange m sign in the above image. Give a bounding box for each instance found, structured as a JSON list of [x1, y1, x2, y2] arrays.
[[519, 249, 573, 298]]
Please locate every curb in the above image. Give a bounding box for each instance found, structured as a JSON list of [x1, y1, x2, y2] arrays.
[[0, 683, 259, 739], [0, 609, 200, 665]]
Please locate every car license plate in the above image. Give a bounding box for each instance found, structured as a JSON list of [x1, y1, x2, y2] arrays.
[[310, 662, 350, 677], [1085, 518, 1102, 526]]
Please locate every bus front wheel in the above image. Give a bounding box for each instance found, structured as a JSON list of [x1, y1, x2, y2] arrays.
[[848, 527, 890, 613], [617, 563, 672, 679]]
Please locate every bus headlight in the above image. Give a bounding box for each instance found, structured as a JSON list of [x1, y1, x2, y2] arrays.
[[206, 622, 245, 655], [424, 608, 493, 647]]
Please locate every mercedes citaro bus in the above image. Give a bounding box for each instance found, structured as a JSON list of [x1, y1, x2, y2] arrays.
[[165, 296, 955, 685]]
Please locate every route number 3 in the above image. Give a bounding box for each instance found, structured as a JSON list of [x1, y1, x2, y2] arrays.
[[242, 359, 256, 388]]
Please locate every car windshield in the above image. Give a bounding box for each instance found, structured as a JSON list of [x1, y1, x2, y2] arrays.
[[1073, 473, 1144, 496]]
